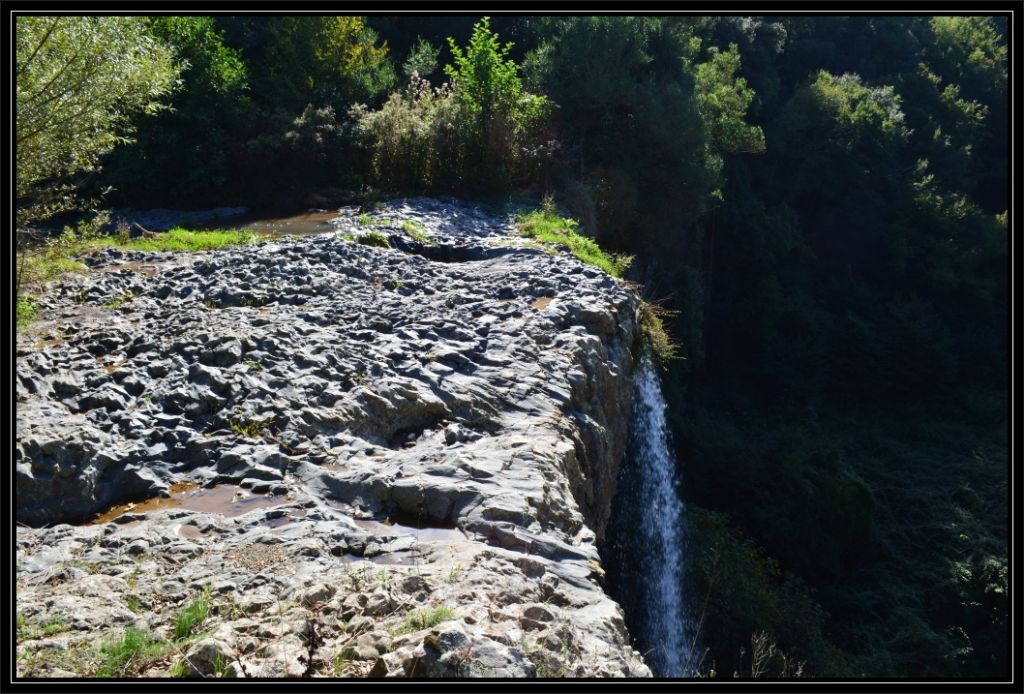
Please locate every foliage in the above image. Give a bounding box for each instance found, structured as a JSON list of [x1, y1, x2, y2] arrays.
[[351, 75, 463, 191], [638, 301, 680, 366], [229, 417, 275, 439], [16, 296, 37, 330], [16, 16, 180, 223], [101, 16, 249, 205], [258, 16, 394, 112], [516, 200, 631, 278], [403, 37, 441, 79], [695, 43, 766, 156], [685, 507, 854, 677], [523, 16, 715, 252]]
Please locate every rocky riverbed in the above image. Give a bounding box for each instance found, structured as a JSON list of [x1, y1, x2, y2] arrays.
[[15, 198, 650, 678]]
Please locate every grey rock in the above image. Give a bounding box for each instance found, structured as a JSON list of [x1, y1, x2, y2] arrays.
[[16, 197, 650, 679]]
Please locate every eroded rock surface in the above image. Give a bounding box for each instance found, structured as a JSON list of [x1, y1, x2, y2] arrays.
[[15, 198, 648, 678]]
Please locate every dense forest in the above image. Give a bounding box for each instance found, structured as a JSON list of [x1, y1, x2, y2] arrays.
[[15, 14, 1010, 678]]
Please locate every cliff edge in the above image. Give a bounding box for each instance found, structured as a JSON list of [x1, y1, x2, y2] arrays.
[[15, 198, 650, 678]]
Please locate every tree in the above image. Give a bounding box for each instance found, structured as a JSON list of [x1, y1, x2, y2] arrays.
[[257, 16, 394, 114], [101, 16, 250, 205], [695, 43, 766, 157], [16, 16, 180, 223], [443, 16, 550, 190]]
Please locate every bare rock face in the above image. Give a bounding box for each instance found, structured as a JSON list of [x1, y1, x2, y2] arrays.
[[15, 198, 650, 678]]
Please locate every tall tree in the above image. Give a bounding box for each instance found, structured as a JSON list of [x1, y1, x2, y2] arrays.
[[16, 16, 180, 223]]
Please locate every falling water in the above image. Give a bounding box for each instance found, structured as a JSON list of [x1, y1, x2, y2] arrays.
[[626, 352, 698, 677]]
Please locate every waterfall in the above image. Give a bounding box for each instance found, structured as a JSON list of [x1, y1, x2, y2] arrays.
[[627, 352, 697, 677]]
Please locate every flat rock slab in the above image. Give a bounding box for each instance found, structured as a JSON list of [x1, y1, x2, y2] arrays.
[[15, 197, 649, 678]]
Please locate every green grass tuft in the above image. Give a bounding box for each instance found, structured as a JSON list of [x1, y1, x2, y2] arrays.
[[42, 618, 70, 636], [392, 606, 455, 636], [356, 231, 391, 249], [95, 626, 167, 677], [125, 595, 144, 614], [516, 201, 632, 278], [17, 614, 72, 642], [173, 587, 211, 641], [229, 417, 275, 439], [401, 220, 432, 244], [104, 290, 140, 310]]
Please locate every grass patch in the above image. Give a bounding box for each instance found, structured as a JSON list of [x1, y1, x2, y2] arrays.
[[173, 587, 211, 641], [401, 220, 432, 244], [95, 626, 167, 677], [19, 255, 88, 288], [356, 230, 391, 248], [42, 618, 71, 637], [15, 222, 256, 330], [92, 227, 256, 253], [516, 199, 632, 278], [229, 417, 275, 439], [169, 659, 188, 678], [392, 606, 455, 636]]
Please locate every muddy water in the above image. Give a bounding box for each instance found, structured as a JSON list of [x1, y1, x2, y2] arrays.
[[220, 210, 352, 238], [87, 483, 289, 524]]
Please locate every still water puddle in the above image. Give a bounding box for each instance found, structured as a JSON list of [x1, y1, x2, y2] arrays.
[[352, 518, 465, 543], [324, 500, 465, 542], [340, 550, 419, 566], [222, 210, 349, 238], [87, 483, 289, 524]]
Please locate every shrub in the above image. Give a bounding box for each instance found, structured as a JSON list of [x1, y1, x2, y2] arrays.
[[16, 296, 38, 330], [638, 300, 681, 366], [351, 18, 552, 194]]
